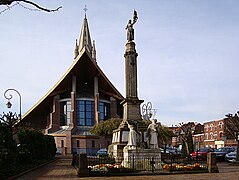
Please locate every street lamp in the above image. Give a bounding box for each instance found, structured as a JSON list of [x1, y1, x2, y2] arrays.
[[4, 88, 22, 122]]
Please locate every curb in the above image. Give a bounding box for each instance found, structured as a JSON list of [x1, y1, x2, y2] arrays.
[[7, 158, 58, 180]]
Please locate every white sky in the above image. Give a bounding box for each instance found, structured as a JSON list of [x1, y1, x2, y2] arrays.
[[0, 0, 239, 126]]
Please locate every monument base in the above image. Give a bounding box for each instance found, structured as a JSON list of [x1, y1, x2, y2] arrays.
[[122, 147, 162, 171], [108, 143, 126, 163], [108, 123, 131, 162]]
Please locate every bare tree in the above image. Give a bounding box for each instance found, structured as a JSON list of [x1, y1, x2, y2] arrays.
[[225, 111, 239, 162], [0, 0, 62, 13], [176, 122, 195, 157], [0, 111, 19, 139]]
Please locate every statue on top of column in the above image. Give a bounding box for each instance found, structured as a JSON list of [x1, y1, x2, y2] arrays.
[[125, 10, 138, 41]]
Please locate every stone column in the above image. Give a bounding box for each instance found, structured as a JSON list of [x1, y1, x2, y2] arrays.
[[207, 152, 219, 173], [70, 92, 76, 127], [122, 40, 143, 122], [124, 41, 138, 99], [77, 153, 89, 177], [65, 75, 76, 154], [46, 95, 60, 133], [70, 75, 76, 127], [94, 76, 99, 124]]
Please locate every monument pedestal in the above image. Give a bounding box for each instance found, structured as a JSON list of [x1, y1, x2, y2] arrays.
[[122, 98, 144, 121], [122, 147, 162, 171], [108, 125, 129, 162]]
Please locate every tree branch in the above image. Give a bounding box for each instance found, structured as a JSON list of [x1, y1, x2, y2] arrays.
[[0, 0, 62, 12], [22, 0, 62, 12]]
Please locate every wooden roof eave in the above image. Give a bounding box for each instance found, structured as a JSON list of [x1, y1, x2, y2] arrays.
[[22, 47, 124, 121], [22, 48, 87, 120]]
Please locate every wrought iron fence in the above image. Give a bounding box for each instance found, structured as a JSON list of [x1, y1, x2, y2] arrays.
[[72, 153, 208, 176], [161, 153, 208, 164]]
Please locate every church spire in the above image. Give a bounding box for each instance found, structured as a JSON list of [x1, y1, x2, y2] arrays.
[[92, 40, 96, 62], [74, 39, 79, 59], [78, 6, 92, 55]]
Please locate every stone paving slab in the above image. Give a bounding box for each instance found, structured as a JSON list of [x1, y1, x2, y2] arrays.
[[15, 158, 77, 180], [15, 157, 239, 180]]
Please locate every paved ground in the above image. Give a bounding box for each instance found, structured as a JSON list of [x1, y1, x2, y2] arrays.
[[15, 156, 239, 180]]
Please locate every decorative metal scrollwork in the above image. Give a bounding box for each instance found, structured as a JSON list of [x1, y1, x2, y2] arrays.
[[141, 102, 157, 120], [3, 88, 22, 120]]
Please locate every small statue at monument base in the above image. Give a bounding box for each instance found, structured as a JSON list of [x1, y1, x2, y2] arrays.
[[126, 122, 137, 149], [146, 119, 159, 149]]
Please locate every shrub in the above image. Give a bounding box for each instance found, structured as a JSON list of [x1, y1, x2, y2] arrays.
[[17, 127, 56, 161]]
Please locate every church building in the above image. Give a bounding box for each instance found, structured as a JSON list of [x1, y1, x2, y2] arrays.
[[22, 13, 124, 155]]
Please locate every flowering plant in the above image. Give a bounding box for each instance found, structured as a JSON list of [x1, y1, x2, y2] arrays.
[[89, 163, 133, 173], [162, 163, 207, 171]]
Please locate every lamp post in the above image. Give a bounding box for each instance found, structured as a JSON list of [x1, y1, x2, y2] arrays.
[[4, 88, 22, 122]]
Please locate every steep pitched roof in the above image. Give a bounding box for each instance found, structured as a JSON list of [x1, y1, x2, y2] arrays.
[[22, 15, 124, 122], [22, 47, 124, 121]]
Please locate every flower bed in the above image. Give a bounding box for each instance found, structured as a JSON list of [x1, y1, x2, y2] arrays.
[[89, 164, 133, 174], [162, 163, 207, 172], [87, 162, 207, 176]]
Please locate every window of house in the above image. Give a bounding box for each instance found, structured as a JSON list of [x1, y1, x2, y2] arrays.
[[99, 102, 110, 120], [77, 140, 80, 148], [205, 125, 208, 131], [61, 140, 64, 147], [206, 133, 208, 140], [219, 122, 223, 129], [76, 100, 94, 126], [219, 132, 223, 138], [210, 124, 213, 131], [92, 140, 95, 148], [60, 101, 71, 126], [210, 133, 213, 139]]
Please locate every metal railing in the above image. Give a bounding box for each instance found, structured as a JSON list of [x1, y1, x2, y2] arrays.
[[72, 153, 208, 176]]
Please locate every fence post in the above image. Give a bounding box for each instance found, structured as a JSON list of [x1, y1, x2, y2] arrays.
[[151, 157, 155, 172], [196, 150, 198, 163], [77, 153, 89, 177], [71, 152, 77, 166], [170, 152, 173, 173], [133, 154, 135, 170], [207, 152, 219, 173]]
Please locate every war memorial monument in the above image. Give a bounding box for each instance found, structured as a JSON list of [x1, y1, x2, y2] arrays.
[[108, 11, 162, 170]]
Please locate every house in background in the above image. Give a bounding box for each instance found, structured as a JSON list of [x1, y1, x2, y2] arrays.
[[22, 14, 124, 155], [204, 119, 237, 148], [192, 123, 204, 150]]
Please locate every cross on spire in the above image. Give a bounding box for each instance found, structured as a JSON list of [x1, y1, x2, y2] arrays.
[[83, 5, 88, 15]]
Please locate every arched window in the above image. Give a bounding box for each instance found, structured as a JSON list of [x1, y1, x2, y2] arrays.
[[210, 132, 214, 139], [219, 132, 223, 138], [210, 124, 213, 131], [219, 122, 223, 129]]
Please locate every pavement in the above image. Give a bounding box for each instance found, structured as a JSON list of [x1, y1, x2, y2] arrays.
[[15, 156, 239, 180]]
